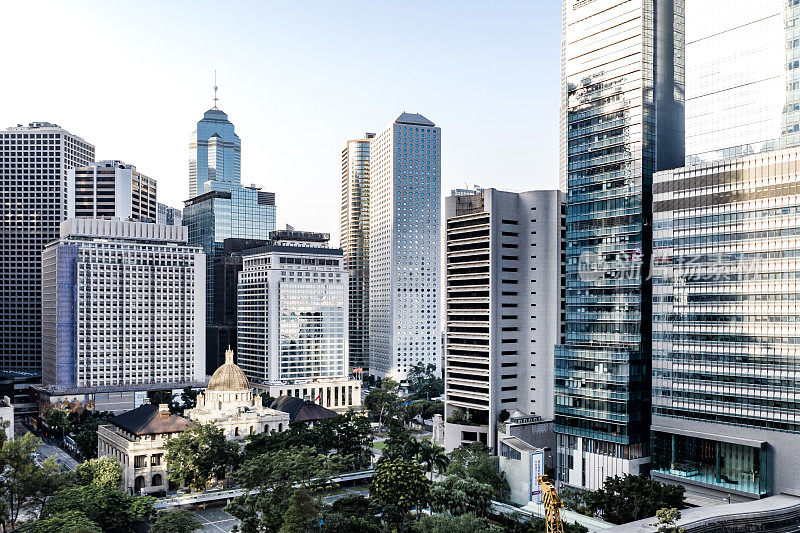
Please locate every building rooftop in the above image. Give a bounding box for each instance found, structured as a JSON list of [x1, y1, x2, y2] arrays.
[[33, 379, 208, 396], [111, 403, 194, 436], [395, 112, 435, 127], [207, 349, 250, 391], [268, 396, 337, 422]]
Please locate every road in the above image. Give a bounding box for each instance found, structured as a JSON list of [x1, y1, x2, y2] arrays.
[[36, 441, 79, 471]]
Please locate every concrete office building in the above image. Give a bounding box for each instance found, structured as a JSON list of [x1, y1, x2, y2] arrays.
[[41, 218, 205, 388], [340, 133, 374, 372], [443, 187, 565, 452], [68, 160, 156, 222], [0, 122, 94, 371], [556, 0, 685, 489], [156, 203, 182, 226], [369, 113, 441, 381], [237, 230, 360, 410]]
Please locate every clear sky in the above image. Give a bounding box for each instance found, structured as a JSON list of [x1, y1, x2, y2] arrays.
[[1, 1, 562, 245]]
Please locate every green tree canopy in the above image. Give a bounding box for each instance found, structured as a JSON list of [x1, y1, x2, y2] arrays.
[[40, 485, 154, 533], [407, 362, 444, 401], [75, 457, 122, 492], [0, 433, 67, 530], [430, 475, 494, 517], [25, 510, 101, 533], [418, 439, 449, 480], [370, 457, 430, 529], [445, 443, 510, 500], [584, 474, 685, 524], [150, 509, 203, 533], [164, 423, 240, 492], [280, 488, 319, 533], [68, 410, 114, 460], [410, 513, 503, 533]]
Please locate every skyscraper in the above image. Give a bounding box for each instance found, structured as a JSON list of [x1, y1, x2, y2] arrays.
[[556, 0, 684, 488], [0, 122, 94, 371], [185, 98, 276, 373], [443, 187, 565, 452], [368, 113, 441, 381], [649, 0, 800, 502], [189, 107, 241, 198], [68, 160, 157, 222], [340, 133, 374, 372], [157, 203, 183, 226], [42, 218, 205, 388]]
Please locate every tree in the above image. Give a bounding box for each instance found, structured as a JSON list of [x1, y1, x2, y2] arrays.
[[370, 457, 430, 530], [180, 387, 200, 411], [75, 457, 122, 492], [445, 443, 510, 500], [44, 408, 70, 440], [226, 446, 338, 533], [68, 410, 113, 460], [498, 409, 511, 424], [25, 510, 101, 533], [410, 513, 502, 533], [150, 509, 203, 533], [164, 423, 240, 492], [380, 422, 420, 462], [0, 433, 66, 530], [653, 507, 685, 533], [363, 379, 400, 425], [407, 362, 444, 401], [280, 488, 319, 533], [421, 400, 444, 424], [584, 474, 685, 524], [430, 475, 494, 517], [418, 439, 449, 480], [40, 485, 154, 533]]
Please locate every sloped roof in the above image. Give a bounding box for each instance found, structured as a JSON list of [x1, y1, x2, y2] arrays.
[[111, 404, 194, 435], [268, 396, 337, 422], [395, 112, 435, 126]]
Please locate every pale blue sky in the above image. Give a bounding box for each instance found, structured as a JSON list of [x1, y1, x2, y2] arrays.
[[2, 1, 562, 243]]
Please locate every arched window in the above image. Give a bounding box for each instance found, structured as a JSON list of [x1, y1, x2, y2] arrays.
[[234, 427, 239, 436], [249, 426, 254, 434], [134, 476, 145, 494], [152, 473, 162, 487], [278, 423, 283, 432]]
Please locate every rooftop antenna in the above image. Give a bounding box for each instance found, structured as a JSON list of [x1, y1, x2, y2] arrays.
[[213, 70, 219, 109]]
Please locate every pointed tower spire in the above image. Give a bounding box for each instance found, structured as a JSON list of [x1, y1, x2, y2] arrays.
[[225, 346, 234, 364], [213, 70, 219, 109]]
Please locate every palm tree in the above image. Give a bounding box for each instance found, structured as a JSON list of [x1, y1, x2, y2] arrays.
[[418, 439, 449, 480]]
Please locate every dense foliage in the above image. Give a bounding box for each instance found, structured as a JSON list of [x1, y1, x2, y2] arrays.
[[75, 456, 122, 492], [580, 474, 685, 524], [164, 423, 241, 492], [445, 443, 510, 500], [370, 457, 430, 529], [39, 485, 154, 533], [150, 509, 203, 533]]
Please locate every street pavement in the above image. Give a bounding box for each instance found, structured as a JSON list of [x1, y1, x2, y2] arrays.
[[36, 441, 79, 471]]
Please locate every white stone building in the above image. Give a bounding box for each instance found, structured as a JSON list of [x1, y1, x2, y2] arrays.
[[368, 112, 441, 381], [185, 349, 289, 439], [42, 218, 205, 388]]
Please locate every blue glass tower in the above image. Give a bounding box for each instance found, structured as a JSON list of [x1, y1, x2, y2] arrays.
[[555, 0, 684, 489], [189, 107, 241, 198], [185, 100, 276, 372]]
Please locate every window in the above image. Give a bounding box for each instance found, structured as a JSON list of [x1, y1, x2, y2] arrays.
[[500, 442, 522, 460], [151, 454, 162, 466], [134, 455, 147, 468]]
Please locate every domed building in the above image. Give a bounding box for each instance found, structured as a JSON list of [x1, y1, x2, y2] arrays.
[[185, 348, 289, 440]]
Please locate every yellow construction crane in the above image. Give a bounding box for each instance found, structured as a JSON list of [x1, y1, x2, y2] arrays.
[[538, 475, 564, 533]]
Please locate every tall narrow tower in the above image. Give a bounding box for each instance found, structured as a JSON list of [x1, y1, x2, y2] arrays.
[[340, 133, 374, 372], [555, 0, 684, 488], [368, 113, 441, 381]]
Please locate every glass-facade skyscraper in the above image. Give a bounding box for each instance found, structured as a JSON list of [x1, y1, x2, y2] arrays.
[[555, 0, 684, 489], [650, 0, 800, 501], [189, 108, 241, 198], [185, 103, 276, 373], [340, 133, 374, 372]]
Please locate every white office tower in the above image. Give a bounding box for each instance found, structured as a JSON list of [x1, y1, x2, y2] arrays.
[[68, 160, 157, 222], [237, 230, 349, 384], [42, 218, 206, 388], [368, 113, 441, 381], [443, 188, 565, 452], [0, 122, 94, 371]]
